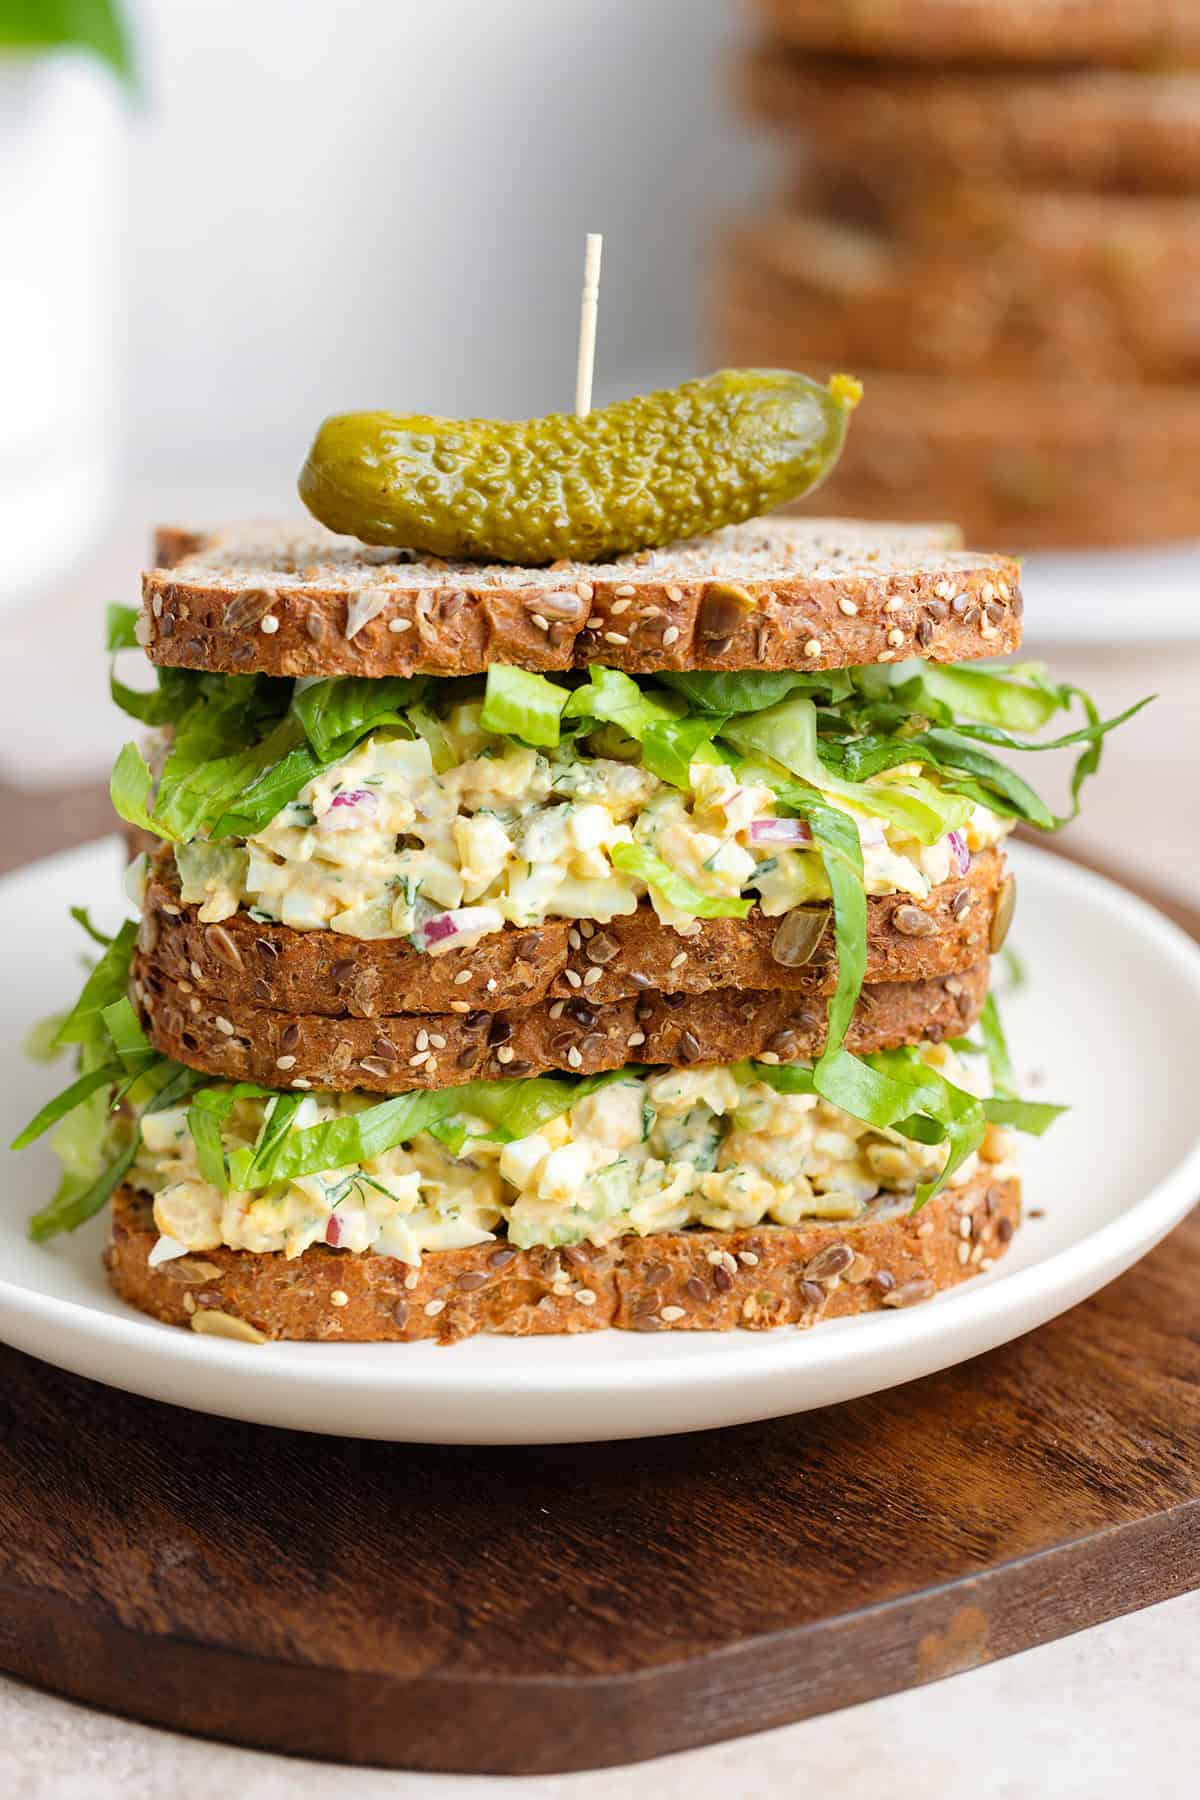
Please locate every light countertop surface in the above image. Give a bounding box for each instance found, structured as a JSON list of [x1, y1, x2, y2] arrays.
[[3, 498, 1199, 1797]]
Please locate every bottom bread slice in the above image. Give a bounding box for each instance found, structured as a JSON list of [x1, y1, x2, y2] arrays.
[[107, 1172, 1019, 1344]]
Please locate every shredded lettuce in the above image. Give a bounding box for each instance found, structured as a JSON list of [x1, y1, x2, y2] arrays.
[[481, 666, 569, 748], [238, 1070, 630, 1188], [291, 675, 429, 762], [721, 698, 973, 843], [107, 614, 1146, 876], [50, 920, 139, 1050], [609, 844, 753, 918], [188, 1082, 287, 1189], [563, 665, 681, 738], [106, 603, 140, 652], [771, 792, 865, 1062], [659, 669, 854, 714]]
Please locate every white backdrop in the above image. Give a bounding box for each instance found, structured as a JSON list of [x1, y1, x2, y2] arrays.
[[125, 0, 763, 498]]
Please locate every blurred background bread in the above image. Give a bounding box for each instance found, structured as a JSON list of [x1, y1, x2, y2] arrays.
[[721, 0, 1200, 547]]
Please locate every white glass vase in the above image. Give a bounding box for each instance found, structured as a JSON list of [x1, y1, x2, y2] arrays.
[[0, 55, 123, 609]]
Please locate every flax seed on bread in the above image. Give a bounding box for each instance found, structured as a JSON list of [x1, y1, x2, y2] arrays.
[[139, 845, 1002, 1020], [133, 958, 989, 1092], [106, 1170, 1019, 1342], [138, 517, 1022, 679]]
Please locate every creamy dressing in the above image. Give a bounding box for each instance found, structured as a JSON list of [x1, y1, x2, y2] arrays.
[[133, 1049, 1013, 1267], [171, 703, 1011, 948]]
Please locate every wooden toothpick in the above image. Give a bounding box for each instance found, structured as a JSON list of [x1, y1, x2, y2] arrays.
[[575, 233, 603, 416]]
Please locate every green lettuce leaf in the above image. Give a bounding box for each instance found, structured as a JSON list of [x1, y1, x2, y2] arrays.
[[481, 666, 569, 748], [11, 1060, 130, 1150], [723, 696, 972, 843], [27, 1063, 205, 1243], [69, 905, 114, 949], [564, 666, 681, 736], [187, 1082, 279, 1190], [292, 674, 428, 762], [109, 741, 158, 835], [100, 996, 151, 1069], [51, 919, 137, 1049], [773, 792, 865, 1062], [106, 603, 140, 652], [609, 843, 753, 918], [660, 669, 853, 714], [641, 715, 724, 788]]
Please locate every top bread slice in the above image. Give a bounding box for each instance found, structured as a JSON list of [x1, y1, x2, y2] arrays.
[[139, 517, 1023, 678]]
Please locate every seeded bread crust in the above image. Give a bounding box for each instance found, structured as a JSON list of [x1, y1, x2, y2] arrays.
[[721, 204, 1200, 381], [738, 51, 1200, 195], [133, 957, 988, 1092], [753, 0, 1200, 66], [105, 1171, 1020, 1342], [140, 845, 1003, 1020], [138, 517, 1022, 678]]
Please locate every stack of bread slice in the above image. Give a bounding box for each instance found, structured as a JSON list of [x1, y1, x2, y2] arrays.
[[28, 510, 1070, 1344], [720, 0, 1200, 546]]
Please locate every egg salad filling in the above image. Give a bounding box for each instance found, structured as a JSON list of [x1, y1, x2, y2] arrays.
[[170, 700, 1011, 946], [132, 1048, 1014, 1268]]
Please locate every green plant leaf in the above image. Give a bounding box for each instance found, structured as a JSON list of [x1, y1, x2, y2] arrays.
[[1, 0, 137, 88]]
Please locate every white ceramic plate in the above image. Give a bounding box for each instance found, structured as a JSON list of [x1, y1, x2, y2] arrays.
[[2, 838, 1199, 1444], [1021, 540, 1200, 646]]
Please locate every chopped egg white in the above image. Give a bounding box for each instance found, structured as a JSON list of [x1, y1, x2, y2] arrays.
[[130, 1048, 1012, 1267], [171, 707, 1011, 950]]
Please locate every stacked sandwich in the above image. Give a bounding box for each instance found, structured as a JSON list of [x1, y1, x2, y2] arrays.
[[720, 0, 1200, 546], [15, 476, 1140, 1344]]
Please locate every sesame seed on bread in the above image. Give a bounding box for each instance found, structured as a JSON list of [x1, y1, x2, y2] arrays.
[[133, 955, 989, 1092], [106, 1170, 1020, 1342], [138, 844, 1003, 1022], [138, 516, 1022, 678]]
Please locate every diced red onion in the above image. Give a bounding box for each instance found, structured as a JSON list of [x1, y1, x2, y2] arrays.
[[947, 829, 970, 875], [749, 818, 812, 846], [330, 787, 377, 811], [421, 912, 460, 945], [319, 788, 379, 832], [418, 906, 505, 952], [325, 1216, 342, 1247]]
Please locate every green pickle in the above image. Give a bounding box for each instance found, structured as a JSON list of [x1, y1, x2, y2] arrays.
[[298, 369, 862, 564]]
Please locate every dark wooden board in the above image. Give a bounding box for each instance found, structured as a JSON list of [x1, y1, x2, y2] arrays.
[[1, 793, 1199, 1774]]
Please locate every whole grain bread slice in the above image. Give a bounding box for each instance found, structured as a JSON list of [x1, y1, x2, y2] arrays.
[[106, 1169, 1019, 1342], [140, 845, 1003, 1019], [738, 49, 1200, 195], [139, 516, 1022, 678], [752, 0, 1200, 66], [134, 957, 988, 1092], [721, 203, 1200, 381]]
